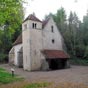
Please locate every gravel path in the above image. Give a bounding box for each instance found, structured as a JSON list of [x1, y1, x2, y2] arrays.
[[0, 64, 88, 85]]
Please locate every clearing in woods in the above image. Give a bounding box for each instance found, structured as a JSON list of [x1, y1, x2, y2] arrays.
[[0, 64, 88, 88]]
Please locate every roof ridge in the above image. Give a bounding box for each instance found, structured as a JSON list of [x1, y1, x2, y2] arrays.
[[23, 14, 42, 23]]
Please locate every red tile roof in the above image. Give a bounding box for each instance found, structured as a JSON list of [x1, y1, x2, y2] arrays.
[[42, 50, 70, 59], [13, 34, 22, 46], [23, 14, 42, 23]]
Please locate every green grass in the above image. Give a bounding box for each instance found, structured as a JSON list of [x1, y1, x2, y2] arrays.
[[0, 68, 23, 84], [24, 82, 50, 88], [0, 68, 5, 71]]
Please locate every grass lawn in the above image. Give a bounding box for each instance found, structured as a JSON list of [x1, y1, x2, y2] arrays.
[[0, 67, 23, 84]]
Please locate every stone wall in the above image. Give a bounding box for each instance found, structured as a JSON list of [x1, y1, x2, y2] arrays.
[[9, 47, 14, 65], [14, 44, 22, 66], [42, 17, 63, 50], [30, 29, 43, 70]]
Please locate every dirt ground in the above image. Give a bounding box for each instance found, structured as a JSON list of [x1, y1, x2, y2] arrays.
[[0, 64, 88, 85]]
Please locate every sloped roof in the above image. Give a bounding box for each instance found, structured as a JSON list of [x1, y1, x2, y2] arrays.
[[13, 34, 22, 46], [42, 50, 70, 59], [42, 18, 49, 28], [23, 14, 42, 23]]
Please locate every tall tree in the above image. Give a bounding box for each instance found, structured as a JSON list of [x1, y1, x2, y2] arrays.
[[53, 7, 67, 34], [82, 11, 88, 58], [65, 12, 81, 57], [0, 0, 24, 61]]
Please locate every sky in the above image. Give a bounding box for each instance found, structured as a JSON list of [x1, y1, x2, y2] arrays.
[[23, 0, 88, 21]]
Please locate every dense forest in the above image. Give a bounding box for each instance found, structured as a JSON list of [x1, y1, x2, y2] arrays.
[[0, 1, 88, 63]]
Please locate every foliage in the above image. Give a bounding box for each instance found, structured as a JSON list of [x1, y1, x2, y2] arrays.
[[67, 12, 82, 56], [0, 53, 8, 62], [0, 68, 5, 71], [84, 46, 88, 58], [75, 44, 85, 57], [0, 0, 24, 62], [0, 68, 23, 84], [53, 7, 67, 33], [70, 57, 88, 66]]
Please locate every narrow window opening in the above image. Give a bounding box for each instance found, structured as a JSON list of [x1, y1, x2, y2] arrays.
[[35, 23, 36, 29], [32, 23, 37, 29], [51, 26, 54, 32], [52, 39, 55, 43], [32, 23, 35, 28]]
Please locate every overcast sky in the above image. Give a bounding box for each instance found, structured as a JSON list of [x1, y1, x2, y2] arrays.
[[23, 0, 88, 21]]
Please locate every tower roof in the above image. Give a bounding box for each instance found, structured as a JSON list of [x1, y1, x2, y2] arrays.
[[23, 14, 42, 23]]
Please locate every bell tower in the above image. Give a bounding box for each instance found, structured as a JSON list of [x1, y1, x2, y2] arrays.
[[22, 14, 43, 71]]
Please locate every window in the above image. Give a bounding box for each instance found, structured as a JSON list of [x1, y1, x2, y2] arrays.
[[52, 39, 55, 43], [32, 23, 35, 28], [32, 23, 37, 29], [35, 23, 36, 29], [51, 25, 54, 32]]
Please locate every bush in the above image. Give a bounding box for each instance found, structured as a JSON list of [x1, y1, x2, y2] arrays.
[[0, 53, 8, 63], [84, 46, 88, 58], [75, 44, 85, 58], [70, 57, 88, 66]]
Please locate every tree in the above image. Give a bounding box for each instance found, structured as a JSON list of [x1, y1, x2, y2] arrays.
[[67, 12, 81, 56], [82, 13, 88, 45], [81, 11, 88, 58], [53, 7, 67, 34], [0, 0, 24, 62]]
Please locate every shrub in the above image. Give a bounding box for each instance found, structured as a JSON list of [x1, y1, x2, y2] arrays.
[[0, 53, 8, 63]]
